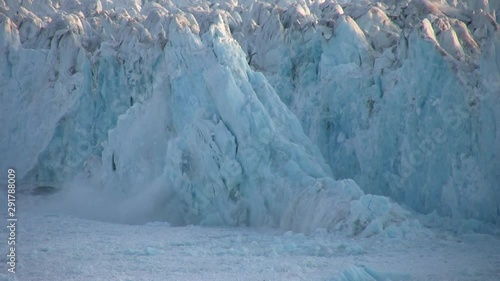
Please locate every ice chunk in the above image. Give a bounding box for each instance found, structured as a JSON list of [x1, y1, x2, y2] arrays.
[[332, 265, 412, 281]]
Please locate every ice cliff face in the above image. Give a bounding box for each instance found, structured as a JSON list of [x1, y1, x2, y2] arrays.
[[230, 0, 500, 224], [0, 0, 499, 230]]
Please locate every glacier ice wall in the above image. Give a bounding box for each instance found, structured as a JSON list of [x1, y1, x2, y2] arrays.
[[232, 0, 500, 223], [0, 0, 499, 229]]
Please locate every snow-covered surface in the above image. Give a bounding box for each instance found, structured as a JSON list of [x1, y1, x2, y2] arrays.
[[1, 0, 500, 278], [1, 207, 499, 281]]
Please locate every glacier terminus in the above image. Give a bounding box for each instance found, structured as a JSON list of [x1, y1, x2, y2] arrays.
[[0, 0, 499, 280]]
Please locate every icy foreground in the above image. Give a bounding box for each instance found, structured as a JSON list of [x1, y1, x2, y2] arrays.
[[0, 0, 499, 233], [1, 211, 499, 281]]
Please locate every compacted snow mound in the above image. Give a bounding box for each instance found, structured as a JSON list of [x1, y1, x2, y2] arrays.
[[0, 0, 498, 231]]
